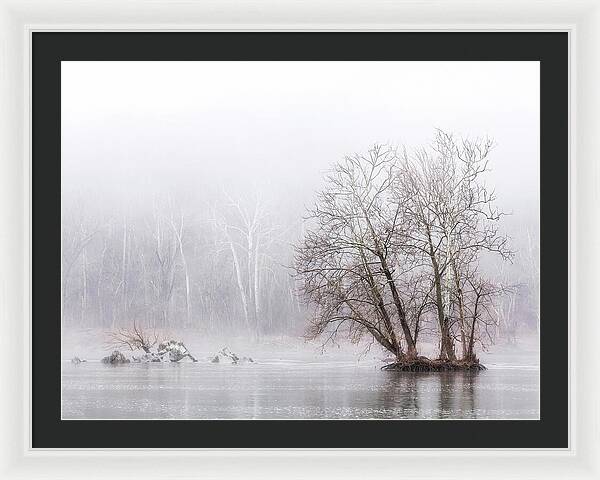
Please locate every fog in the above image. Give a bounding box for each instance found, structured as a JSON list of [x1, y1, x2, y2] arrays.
[[61, 61, 540, 341]]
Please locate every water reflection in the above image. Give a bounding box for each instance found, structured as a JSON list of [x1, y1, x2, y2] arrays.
[[379, 370, 480, 419], [378, 372, 419, 416], [437, 371, 478, 419]]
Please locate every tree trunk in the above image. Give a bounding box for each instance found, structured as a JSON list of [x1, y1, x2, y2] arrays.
[[377, 252, 417, 358], [121, 214, 128, 322], [360, 212, 416, 357], [171, 216, 191, 326], [358, 248, 403, 360], [253, 238, 261, 341], [466, 289, 481, 361], [81, 246, 87, 325], [346, 300, 399, 359], [451, 261, 468, 359], [430, 253, 456, 361], [227, 235, 251, 332]]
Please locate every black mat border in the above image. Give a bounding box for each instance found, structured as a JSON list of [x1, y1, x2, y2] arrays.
[[32, 32, 568, 448]]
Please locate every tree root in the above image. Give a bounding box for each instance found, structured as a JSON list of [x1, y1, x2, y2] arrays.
[[381, 357, 486, 372]]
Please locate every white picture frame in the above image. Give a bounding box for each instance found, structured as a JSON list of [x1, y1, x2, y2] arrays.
[[0, 1, 596, 478]]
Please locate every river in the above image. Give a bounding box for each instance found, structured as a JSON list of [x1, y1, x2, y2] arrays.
[[61, 349, 539, 420]]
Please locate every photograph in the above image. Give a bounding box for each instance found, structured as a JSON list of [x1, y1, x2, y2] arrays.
[[60, 60, 541, 421]]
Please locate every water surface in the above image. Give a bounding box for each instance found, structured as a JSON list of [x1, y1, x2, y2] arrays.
[[62, 357, 539, 420]]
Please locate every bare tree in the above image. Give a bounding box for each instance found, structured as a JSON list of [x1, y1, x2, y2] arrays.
[[149, 199, 179, 328], [522, 227, 540, 334], [168, 207, 191, 326], [62, 202, 99, 325], [295, 145, 417, 360], [462, 272, 510, 361], [295, 132, 512, 366], [106, 321, 160, 353], [215, 191, 280, 341], [394, 130, 511, 360]]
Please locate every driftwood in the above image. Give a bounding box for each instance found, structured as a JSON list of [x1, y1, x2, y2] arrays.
[[105, 324, 198, 363], [106, 323, 159, 354]]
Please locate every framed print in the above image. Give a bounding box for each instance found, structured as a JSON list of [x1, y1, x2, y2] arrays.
[[0, 1, 598, 479], [31, 32, 566, 449]]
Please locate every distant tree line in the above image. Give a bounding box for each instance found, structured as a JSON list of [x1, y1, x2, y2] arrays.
[[62, 191, 304, 337]]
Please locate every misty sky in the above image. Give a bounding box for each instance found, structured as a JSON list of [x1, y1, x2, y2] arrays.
[[62, 61, 539, 230]]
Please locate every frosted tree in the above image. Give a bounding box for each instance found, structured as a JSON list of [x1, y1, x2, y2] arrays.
[[394, 130, 511, 360], [295, 146, 417, 360], [295, 131, 512, 367], [216, 191, 280, 341]]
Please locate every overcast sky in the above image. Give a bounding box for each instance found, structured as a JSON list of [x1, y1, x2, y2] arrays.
[[62, 61, 539, 229]]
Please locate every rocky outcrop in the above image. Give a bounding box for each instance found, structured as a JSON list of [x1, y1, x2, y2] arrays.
[[101, 350, 130, 364], [129, 341, 198, 363], [131, 353, 163, 363], [211, 347, 254, 365], [157, 340, 198, 362]]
